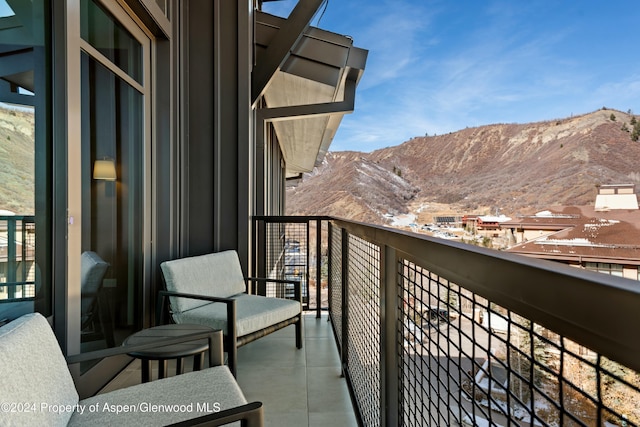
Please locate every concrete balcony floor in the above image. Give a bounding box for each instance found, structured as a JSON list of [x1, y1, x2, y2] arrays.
[[101, 313, 357, 426], [237, 313, 357, 426]]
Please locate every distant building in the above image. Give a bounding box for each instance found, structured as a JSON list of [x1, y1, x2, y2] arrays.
[[434, 215, 462, 226], [463, 214, 513, 238], [595, 184, 639, 210], [476, 215, 512, 230], [500, 211, 581, 244], [505, 186, 640, 281], [461, 215, 479, 228]]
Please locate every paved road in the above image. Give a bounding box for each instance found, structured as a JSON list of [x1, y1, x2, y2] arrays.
[[401, 316, 537, 426]]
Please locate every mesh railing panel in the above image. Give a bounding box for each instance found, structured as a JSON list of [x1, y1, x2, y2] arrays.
[[346, 235, 381, 427], [329, 225, 343, 346], [22, 220, 36, 297], [263, 221, 308, 306], [307, 221, 328, 311], [0, 217, 36, 300], [398, 258, 640, 427]]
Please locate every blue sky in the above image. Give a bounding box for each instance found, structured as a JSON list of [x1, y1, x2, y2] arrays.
[[0, 1, 13, 18], [263, 0, 640, 153]]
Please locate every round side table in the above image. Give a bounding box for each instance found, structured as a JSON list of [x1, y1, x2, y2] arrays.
[[123, 324, 213, 383]]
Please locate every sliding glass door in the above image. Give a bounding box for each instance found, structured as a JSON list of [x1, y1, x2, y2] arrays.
[[68, 0, 151, 382]]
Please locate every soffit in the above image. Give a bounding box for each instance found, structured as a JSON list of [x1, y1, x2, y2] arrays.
[[255, 10, 367, 178]]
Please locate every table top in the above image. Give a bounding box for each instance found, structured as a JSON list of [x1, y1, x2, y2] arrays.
[[123, 324, 213, 359]]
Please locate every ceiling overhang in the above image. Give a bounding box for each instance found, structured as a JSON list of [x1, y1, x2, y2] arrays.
[[254, 7, 367, 178], [0, 0, 39, 105]]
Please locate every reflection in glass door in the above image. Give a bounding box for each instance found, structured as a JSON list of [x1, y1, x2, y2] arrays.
[[77, 0, 148, 359], [79, 52, 143, 353]]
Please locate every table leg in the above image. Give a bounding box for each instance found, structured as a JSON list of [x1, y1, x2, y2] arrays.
[[141, 359, 150, 383], [159, 359, 168, 379], [176, 357, 184, 375], [194, 352, 203, 371]]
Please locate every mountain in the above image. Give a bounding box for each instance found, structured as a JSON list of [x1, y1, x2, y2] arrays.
[[286, 151, 419, 222], [0, 106, 35, 215], [286, 109, 640, 225]]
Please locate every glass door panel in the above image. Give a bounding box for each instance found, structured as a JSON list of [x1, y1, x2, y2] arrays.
[[77, 0, 147, 364], [79, 51, 143, 356], [80, 0, 143, 84]]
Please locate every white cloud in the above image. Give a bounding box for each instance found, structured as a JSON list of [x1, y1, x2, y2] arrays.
[[266, 0, 640, 152], [347, 2, 434, 90]]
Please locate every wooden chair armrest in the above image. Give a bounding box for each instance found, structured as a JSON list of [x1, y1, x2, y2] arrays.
[[245, 277, 302, 303], [156, 290, 237, 355], [157, 290, 236, 324], [159, 290, 235, 304], [246, 277, 300, 286]]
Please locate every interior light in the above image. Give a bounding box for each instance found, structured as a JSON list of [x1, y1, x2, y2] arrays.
[[93, 159, 117, 181]]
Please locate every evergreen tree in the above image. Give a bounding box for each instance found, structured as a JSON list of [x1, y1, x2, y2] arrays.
[[632, 120, 640, 142]]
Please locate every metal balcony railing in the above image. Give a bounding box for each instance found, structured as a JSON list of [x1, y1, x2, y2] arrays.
[[254, 216, 640, 427], [0, 215, 36, 302]]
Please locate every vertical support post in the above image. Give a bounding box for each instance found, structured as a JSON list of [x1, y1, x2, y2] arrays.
[[7, 218, 16, 298], [340, 227, 349, 377], [21, 220, 27, 294], [256, 218, 266, 296], [305, 219, 310, 309], [316, 218, 322, 318], [381, 245, 399, 427], [327, 221, 333, 322], [251, 217, 257, 280]]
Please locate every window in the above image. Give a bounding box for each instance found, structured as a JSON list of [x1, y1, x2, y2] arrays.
[[584, 262, 624, 277], [0, 0, 51, 320]]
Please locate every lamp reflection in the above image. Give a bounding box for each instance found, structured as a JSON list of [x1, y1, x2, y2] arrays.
[[93, 159, 117, 181]]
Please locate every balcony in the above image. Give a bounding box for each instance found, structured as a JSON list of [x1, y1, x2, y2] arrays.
[[251, 216, 640, 426], [102, 312, 358, 426], [13, 213, 640, 426]]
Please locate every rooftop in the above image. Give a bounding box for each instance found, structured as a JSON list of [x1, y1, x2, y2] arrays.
[[507, 206, 640, 262]]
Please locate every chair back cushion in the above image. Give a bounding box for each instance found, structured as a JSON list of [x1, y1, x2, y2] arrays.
[[0, 312, 79, 426], [80, 251, 109, 316], [161, 250, 246, 312]]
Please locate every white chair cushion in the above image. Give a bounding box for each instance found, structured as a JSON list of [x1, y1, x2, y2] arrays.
[[80, 251, 109, 316], [161, 251, 246, 312], [174, 293, 301, 337], [69, 366, 245, 426], [0, 313, 79, 427]]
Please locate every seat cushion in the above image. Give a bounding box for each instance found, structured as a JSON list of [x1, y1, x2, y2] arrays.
[[80, 251, 109, 316], [0, 313, 79, 427], [174, 293, 301, 337], [161, 251, 246, 312], [69, 366, 245, 426]]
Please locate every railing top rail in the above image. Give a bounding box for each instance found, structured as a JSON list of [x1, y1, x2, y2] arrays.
[[327, 216, 640, 373], [0, 215, 36, 221], [0, 281, 36, 286], [252, 215, 331, 223]]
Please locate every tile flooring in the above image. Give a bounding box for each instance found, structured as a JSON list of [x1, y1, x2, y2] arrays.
[[236, 313, 357, 426], [100, 313, 357, 426]]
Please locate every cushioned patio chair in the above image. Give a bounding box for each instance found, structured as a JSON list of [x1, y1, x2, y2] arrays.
[[80, 251, 114, 347], [158, 250, 303, 376], [0, 312, 263, 426]]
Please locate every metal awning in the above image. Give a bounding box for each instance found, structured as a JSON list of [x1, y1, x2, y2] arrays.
[[0, 0, 39, 105], [255, 8, 367, 178]]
